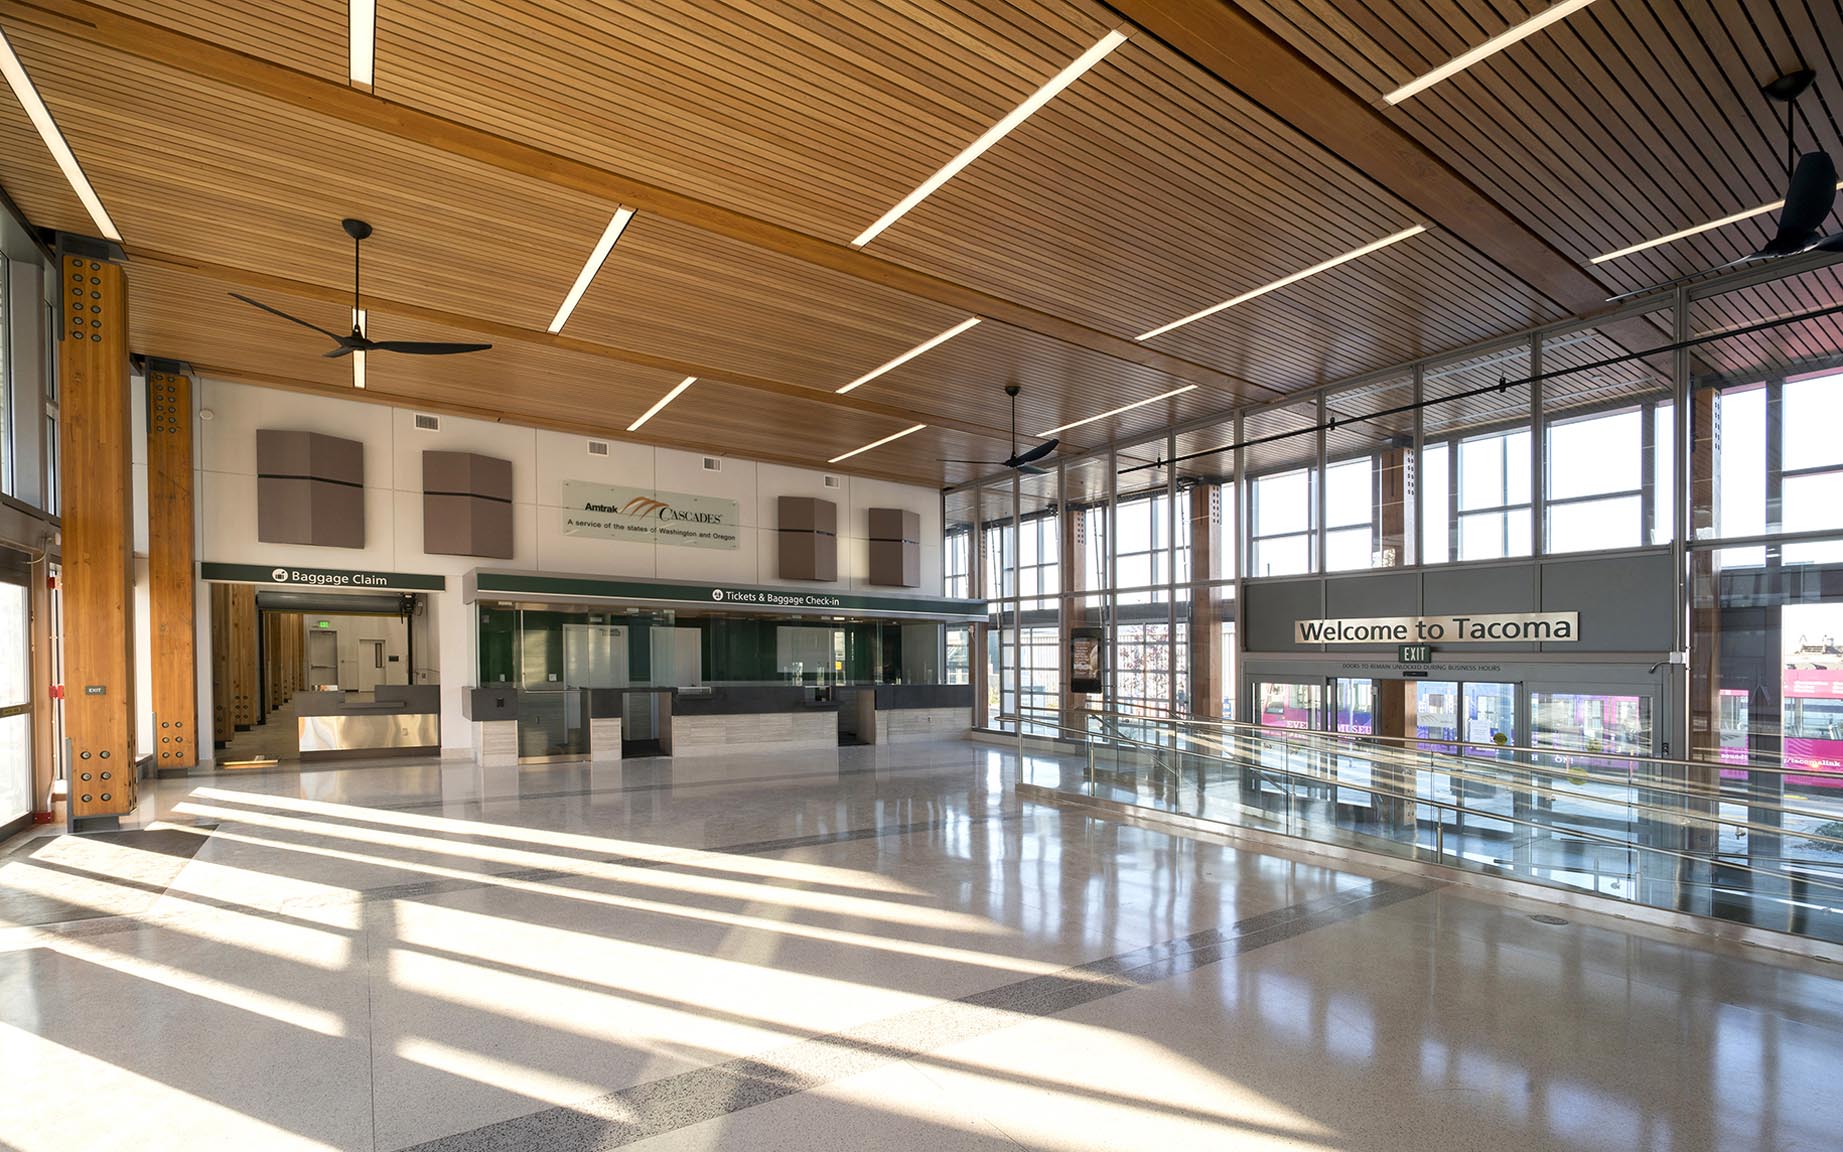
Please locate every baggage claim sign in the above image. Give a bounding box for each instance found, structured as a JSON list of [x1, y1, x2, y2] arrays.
[[562, 481, 740, 551], [1295, 612, 1579, 644]]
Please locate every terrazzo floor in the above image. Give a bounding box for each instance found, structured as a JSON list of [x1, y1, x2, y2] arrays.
[[2, 740, 1840, 1151]]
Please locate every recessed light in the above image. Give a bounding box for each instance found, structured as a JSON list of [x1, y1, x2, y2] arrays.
[[1137, 226, 1425, 341], [1383, 0, 1599, 106], [836, 318, 980, 394], [1591, 182, 1843, 264], [549, 207, 635, 334], [628, 376, 696, 431], [829, 423, 927, 464], [850, 29, 1129, 247], [1038, 385, 1198, 436], [349, 0, 376, 86], [0, 28, 121, 241]]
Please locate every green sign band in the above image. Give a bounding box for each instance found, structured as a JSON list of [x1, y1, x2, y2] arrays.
[[200, 563, 446, 591], [468, 570, 985, 620]]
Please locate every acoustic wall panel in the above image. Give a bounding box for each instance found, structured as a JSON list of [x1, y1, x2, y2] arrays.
[[257, 429, 365, 547], [423, 450, 514, 558], [868, 507, 921, 587], [776, 496, 837, 581]]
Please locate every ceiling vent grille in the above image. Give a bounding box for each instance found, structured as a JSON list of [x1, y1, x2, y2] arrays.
[[412, 413, 440, 432], [823, 475, 841, 489], [702, 456, 722, 472], [587, 440, 609, 456]]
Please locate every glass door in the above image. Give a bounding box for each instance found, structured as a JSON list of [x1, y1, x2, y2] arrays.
[[0, 575, 31, 825], [1331, 678, 1375, 734]]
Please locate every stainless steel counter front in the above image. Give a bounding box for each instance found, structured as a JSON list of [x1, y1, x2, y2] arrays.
[[296, 685, 441, 760]]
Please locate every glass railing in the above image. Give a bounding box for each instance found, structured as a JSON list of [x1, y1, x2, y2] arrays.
[[1004, 707, 1843, 948]]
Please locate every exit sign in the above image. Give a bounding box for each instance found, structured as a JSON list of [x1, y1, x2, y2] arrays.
[[1398, 644, 1433, 664]]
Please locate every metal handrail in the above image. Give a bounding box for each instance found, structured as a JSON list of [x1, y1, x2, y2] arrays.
[[1011, 714, 1843, 905], [1006, 707, 1843, 853], [1035, 702, 1836, 780], [1170, 723, 1843, 851]]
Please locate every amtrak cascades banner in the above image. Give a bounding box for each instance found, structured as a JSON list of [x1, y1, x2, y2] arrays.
[[1295, 611, 1579, 644], [562, 481, 740, 551]]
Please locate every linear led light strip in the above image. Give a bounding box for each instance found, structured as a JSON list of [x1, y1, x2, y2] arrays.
[[851, 28, 1129, 247], [628, 376, 696, 432], [1037, 385, 1197, 436], [0, 28, 120, 241], [829, 423, 926, 464], [836, 317, 980, 394], [1137, 226, 1425, 341], [349, 0, 376, 86], [1383, 0, 1600, 106], [550, 207, 636, 333], [1592, 181, 1843, 264]]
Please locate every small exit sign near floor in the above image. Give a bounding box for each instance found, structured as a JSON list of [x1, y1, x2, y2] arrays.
[[1398, 644, 1433, 664]]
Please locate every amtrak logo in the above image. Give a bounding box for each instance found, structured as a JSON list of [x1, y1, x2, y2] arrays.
[[271, 568, 289, 582], [620, 496, 671, 518]]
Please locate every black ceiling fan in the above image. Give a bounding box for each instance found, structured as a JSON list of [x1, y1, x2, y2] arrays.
[[943, 383, 1060, 476], [229, 218, 492, 359], [1611, 70, 1842, 302]]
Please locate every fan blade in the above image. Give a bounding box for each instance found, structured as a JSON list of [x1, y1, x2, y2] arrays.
[[322, 346, 355, 359], [1814, 230, 1843, 253], [369, 340, 493, 355], [1755, 150, 1837, 256], [1005, 438, 1059, 468], [941, 459, 1007, 465], [229, 292, 347, 342], [1016, 464, 1050, 476]]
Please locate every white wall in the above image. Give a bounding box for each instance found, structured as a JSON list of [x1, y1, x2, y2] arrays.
[[301, 614, 409, 689], [193, 378, 945, 756]]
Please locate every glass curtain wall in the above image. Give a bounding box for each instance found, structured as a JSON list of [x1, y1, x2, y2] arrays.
[[1687, 265, 1843, 882], [938, 263, 1843, 785]]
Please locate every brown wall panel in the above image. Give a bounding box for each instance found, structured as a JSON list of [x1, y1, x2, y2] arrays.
[[146, 369, 197, 769], [59, 253, 137, 817]]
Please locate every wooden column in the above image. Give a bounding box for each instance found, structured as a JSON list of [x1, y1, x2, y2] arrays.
[[1686, 385, 1721, 852], [1189, 484, 1222, 720], [210, 583, 233, 745], [146, 366, 197, 770], [230, 583, 257, 727], [1059, 503, 1082, 722], [59, 250, 137, 821]]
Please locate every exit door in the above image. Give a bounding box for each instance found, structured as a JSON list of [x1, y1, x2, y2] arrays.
[[306, 630, 337, 688]]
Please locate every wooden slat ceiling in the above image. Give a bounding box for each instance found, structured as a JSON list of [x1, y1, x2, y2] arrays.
[[4, 22, 611, 332], [1689, 263, 1843, 382], [86, 0, 346, 81], [868, 34, 1567, 387], [1233, 0, 1843, 303], [372, 0, 1115, 243], [128, 260, 1020, 486], [0, 0, 1838, 490]]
